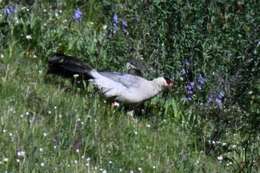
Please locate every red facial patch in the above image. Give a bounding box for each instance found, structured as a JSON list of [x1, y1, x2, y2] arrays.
[[163, 77, 172, 85], [166, 79, 172, 85]]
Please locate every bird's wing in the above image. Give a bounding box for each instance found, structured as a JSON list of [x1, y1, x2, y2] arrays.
[[89, 71, 127, 98], [99, 72, 143, 88]]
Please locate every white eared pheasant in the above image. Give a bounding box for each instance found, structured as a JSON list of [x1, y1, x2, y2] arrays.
[[47, 53, 173, 105]]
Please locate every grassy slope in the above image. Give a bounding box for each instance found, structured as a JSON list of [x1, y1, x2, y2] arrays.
[[0, 2, 259, 173], [0, 45, 229, 173]]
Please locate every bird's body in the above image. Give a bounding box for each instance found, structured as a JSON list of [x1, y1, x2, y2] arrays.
[[47, 53, 173, 105], [91, 71, 165, 103]]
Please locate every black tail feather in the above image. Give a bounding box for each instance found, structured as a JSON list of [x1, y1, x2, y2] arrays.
[[47, 53, 93, 80]]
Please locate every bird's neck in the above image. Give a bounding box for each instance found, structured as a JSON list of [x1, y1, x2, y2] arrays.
[[150, 78, 164, 93]]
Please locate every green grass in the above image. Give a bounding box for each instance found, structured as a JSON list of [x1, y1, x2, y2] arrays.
[[0, 48, 225, 173], [0, 1, 259, 173], [0, 39, 258, 173]]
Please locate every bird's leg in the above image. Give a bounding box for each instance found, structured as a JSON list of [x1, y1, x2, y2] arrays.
[[127, 110, 138, 123], [111, 101, 120, 108]]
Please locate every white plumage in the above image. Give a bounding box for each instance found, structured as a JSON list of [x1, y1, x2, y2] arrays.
[[48, 53, 173, 104]]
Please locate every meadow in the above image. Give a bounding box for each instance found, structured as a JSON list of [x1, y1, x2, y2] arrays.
[[0, 1, 259, 172]]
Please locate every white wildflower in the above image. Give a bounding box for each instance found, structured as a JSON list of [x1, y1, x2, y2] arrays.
[[102, 25, 107, 30], [217, 155, 223, 161], [232, 144, 237, 149], [146, 124, 151, 128], [226, 162, 232, 166], [17, 150, 26, 157], [26, 35, 32, 40], [55, 12, 59, 17]]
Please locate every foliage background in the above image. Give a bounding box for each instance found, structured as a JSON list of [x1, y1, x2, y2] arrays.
[[0, 0, 259, 172]]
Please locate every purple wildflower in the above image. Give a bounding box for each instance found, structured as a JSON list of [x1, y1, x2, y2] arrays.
[[3, 5, 16, 16], [196, 73, 206, 90], [73, 8, 82, 22], [186, 82, 195, 93], [180, 68, 187, 76], [183, 59, 191, 67], [186, 95, 193, 101], [207, 94, 213, 104], [185, 82, 195, 101], [112, 14, 119, 33], [122, 18, 128, 34], [215, 91, 225, 108]]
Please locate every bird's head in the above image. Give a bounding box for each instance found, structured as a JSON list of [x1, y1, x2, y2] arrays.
[[153, 77, 174, 90]]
